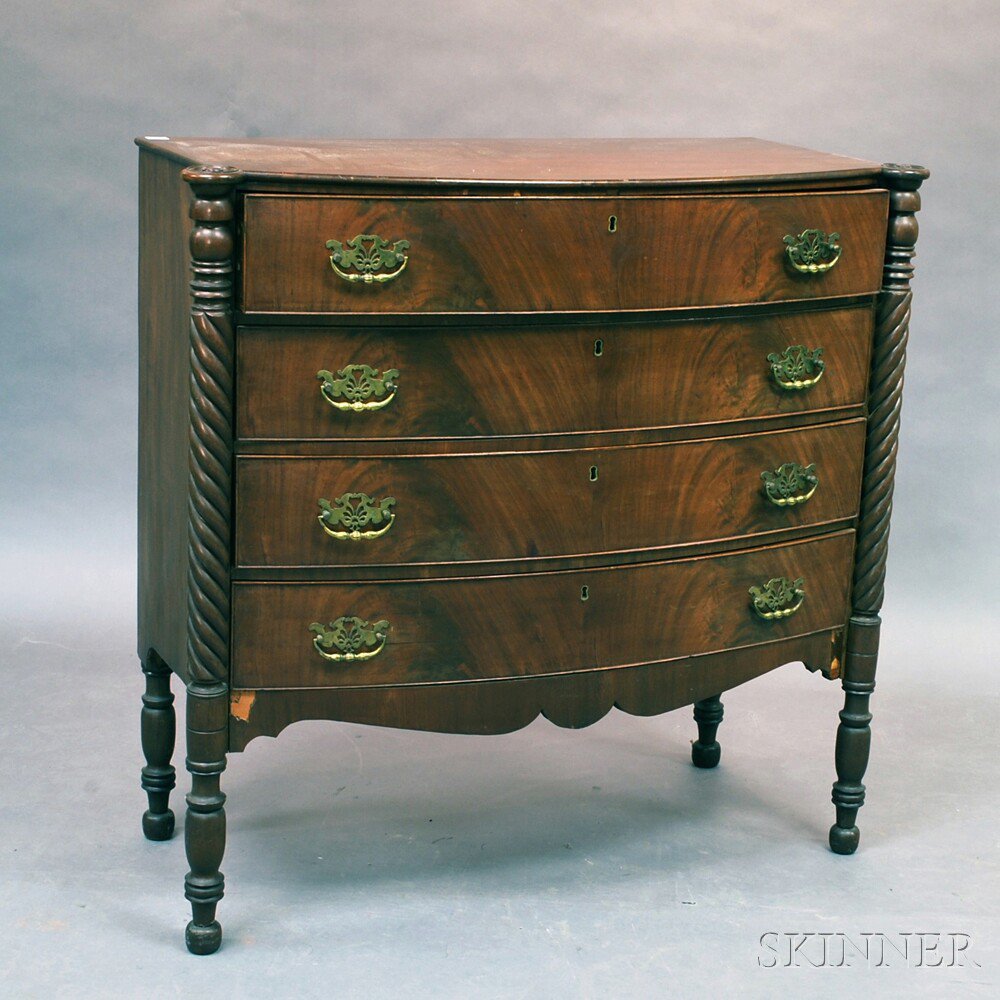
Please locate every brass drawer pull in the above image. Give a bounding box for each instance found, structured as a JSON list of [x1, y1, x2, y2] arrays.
[[761, 462, 818, 507], [783, 229, 841, 273], [310, 617, 390, 662], [316, 364, 399, 411], [326, 234, 409, 284], [749, 577, 805, 620], [767, 345, 825, 390], [318, 493, 396, 540]]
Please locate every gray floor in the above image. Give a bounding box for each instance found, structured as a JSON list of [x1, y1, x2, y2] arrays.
[[1, 601, 996, 999]]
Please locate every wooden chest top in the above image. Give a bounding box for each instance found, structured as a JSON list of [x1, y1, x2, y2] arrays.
[[135, 136, 881, 189]]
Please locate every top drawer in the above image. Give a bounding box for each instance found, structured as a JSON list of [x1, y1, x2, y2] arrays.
[[241, 191, 888, 315]]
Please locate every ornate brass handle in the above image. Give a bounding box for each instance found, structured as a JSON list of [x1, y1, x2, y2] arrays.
[[783, 229, 841, 273], [318, 493, 396, 540], [767, 346, 825, 390], [749, 577, 805, 620], [326, 234, 409, 284], [761, 462, 818, 507], [317, 365, 399, 412], [309, 617, 390, 661]]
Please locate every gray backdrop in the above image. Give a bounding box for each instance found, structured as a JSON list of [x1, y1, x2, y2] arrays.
[[2, 2, 997, 997], [3, 0, 997, 622]]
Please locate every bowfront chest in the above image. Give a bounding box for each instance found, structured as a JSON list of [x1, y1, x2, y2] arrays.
[[135, 137, 927, 954]]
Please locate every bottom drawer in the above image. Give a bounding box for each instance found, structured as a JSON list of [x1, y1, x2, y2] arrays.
[[232, 531, 854, 688]]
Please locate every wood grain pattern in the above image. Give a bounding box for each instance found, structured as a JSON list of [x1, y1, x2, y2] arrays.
[[234, 419, 865, 569], [242, 192, 888, 314], [229, 629, 843, 745], [236, 306, 874, 443], [136, 137, 881, 190], [231, 530, 854, 689]]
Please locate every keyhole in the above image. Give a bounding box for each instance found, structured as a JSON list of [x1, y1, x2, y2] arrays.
[[589, 466, 598, 482], [608, 215, 617, 233], [594, 339, 604, 357], [580, 586, 589, 602]]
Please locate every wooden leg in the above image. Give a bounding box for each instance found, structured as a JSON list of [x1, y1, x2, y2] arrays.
[[691, 694, 724, 769], [830, 614, 879, 854], [140, 653, 176, 841], [830, 166, 928, 853], [184, 681, 228, 955]]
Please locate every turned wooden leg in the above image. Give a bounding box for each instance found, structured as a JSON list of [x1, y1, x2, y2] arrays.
[[184, 681, 228, 954], [829, 166, 928, 854], [141, 653, 176, 841], [691, 694, 724, 769], [830, 614, 878, 854]]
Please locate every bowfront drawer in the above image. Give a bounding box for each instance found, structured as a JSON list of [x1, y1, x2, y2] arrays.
[[235, 419, 865, 568], [241, 191, 887, 314], [236, 305, 873, 441], [231, 530, 854, 688]]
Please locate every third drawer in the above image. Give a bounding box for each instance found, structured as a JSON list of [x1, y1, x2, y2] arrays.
[[235, 418, 865, 568]]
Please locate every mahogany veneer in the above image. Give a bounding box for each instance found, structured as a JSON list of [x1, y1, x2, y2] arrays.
[[234, 420, 866, 569], [231, 531, 855, 689], [242, 192, 887, 314], [135, 137, 927, 954], [236, 306, 874, 442]]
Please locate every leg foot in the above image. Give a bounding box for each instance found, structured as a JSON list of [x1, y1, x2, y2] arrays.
[[691, 741, 721, 769], [141, 653, 176, 841], [692, 694, 724, 769], [829, 614, 878, 855], [829, 823, 860, 855], [184, 681, 228, 955], [143, 810, 175, 842], [186, 919, 223, 955]]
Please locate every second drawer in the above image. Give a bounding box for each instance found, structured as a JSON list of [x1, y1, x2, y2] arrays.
[[236, 306, 873, 442], [235, 419, 865, 568]]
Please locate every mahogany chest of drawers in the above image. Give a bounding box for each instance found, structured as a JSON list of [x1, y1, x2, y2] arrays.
[[135, 138, 927, 954]]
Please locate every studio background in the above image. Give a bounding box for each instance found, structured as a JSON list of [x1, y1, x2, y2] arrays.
[[2, 2, 997, 997]]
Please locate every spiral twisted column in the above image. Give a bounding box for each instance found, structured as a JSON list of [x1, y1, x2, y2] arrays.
[[830, 164, 929, 855], [183, 165, 243, 686], [180, 164, 244, 953]]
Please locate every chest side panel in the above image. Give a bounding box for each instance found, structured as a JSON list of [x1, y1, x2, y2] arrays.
[[137, 150, 192, 676]]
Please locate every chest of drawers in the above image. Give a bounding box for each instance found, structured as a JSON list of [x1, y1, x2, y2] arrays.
[[135, 138, 927, 954]]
